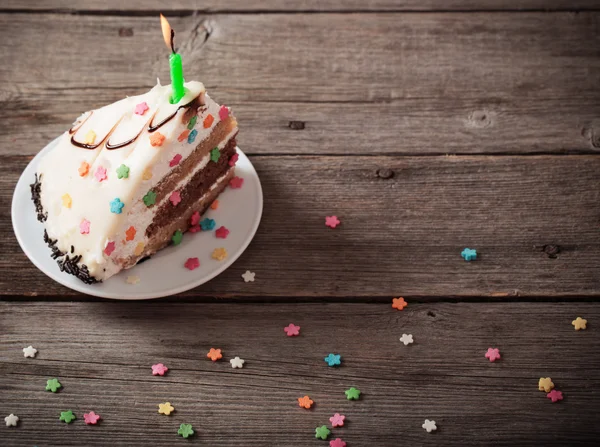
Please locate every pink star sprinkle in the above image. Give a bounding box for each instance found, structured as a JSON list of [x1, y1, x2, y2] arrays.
[[189, 225, 201, 233], [325, 216, 340, 228], [94, 166, 107, 182], [151, 363, 168, 376], [134, 101, 149, 115], [219, 105, 230, 121], [104, 241, 115, 256], [169, 154, 182, 167], [228, 153, 239, 167], [185, 257, 200, 270], [329, 413, 345, 428], [79, 219, 90, 234], [485, 347, 501, 362], [215, 226, 230, 239], [229, 176, 244, 189], [170, 191, 181, 206], [547, 390, 563, 403], [190, 211, 201, 226], [284, 323, 300, 337], [330, 439, 347, 447], [83, 411, 101, 425]]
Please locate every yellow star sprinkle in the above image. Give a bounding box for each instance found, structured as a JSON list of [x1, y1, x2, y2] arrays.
[[142, 168, 153, 180], [158, 402, 175, 415], [538, 377, 554, 392], [84, 130, 96, 145], [61, 193, 72, 208], [134, 242, 145, 256], [211, 247, 227, 261], [572, 317, 587, 331]]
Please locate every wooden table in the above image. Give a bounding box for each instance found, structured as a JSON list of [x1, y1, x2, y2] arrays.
[[1, 1, 599, 445]]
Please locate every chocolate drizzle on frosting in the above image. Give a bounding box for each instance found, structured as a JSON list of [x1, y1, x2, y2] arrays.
[[148, 95, 201, 133], [71, 119, 122, 150]]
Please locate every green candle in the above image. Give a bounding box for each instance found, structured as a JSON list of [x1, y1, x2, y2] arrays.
[[161, 14, 186, 104]]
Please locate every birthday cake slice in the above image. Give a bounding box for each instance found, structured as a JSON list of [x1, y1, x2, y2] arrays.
[[31, 81, 239, 283]]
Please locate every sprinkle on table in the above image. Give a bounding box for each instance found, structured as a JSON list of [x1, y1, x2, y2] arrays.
[[572, 317, 587, 330], [315, 425, 330, 440], [189, 225, 201, 234], [485, 348, 501, 362], [45, 378, 62, 392], [4, 414, 19, 427], [284, 323, 300, 336], [110, 198, 125, 214], [207, 348, 223, 361], [59, 410, 76, 424], [330, 439, 347, 447], [298, 395, 314, 409], [422, 419, 437, 433], [324, 353, 342, 367], [200, 218, 216, 231], [547, 390, 563, 403], [203, 114, 214, 128], [345, 387, 361, 400], [143, 190, 157, 207], [125, 226, 136, 241], [158, 402, 175, 415], [184, 257, 200, 271], [329, 413, 345, 428], [151, 363, 169, 376], [229, 176, 244, 189], [172, 230, 183, 245], [325, 215, 340, 228], [150, 132, 166, 147], [461, 248, 477, 261], [211, 247, 227, 261], [134, 101, 149, 115], [230, 356, 245, 369], [61, 193, 72, 208], [169, 190, 181, 206], [538, 377, 554, 392], [79, 219, 91, 235], [399, 334, 414, 345], [23, 345, 38, 358], [392, 297, 407, 310], [169, 154, 182, 167], [78, 161, 90, 177], [177, 423, 194, 438], [215, 226, 229, 239], [210, 147, 220, 163], [95, 166, 107, 182], [242, 270, 255, 282], [116, 164, 130, 179], [83, 411, 101, 425]]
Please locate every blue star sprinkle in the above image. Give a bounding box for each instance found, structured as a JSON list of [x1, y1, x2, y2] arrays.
[[187, 129, 198, 144], [324, 353, 342, 367], [109, 198, 125, 214], [200, 218, 216, 231], [461, 248, 477, 261]]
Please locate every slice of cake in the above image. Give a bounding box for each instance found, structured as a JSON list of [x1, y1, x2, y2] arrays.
[[31, 81, 238, 283]]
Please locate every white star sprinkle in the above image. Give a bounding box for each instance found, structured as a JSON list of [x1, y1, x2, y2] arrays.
[[22, 345, 38, 358], [241, 271, 255, 283], [422, 419, 437, 433], [230, 356, 245, 369], [5, 414, 19, 427], [399, 334, 413, 346], [126, 275, 140, 285]]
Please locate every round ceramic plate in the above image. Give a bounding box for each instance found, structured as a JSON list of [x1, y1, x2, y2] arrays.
[[12, 137, 263, 299]]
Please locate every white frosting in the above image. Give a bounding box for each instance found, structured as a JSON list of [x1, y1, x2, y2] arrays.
[[37, 81, 236, 281]]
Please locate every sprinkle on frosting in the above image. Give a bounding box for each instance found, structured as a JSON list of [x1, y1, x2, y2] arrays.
[[219, 105, 230, 121], [109, 198, 125, 214], [187, 115, 197, 129], [116, 164, 130, 179], [203, 114, 214, 128], [134, 101, 149, 115], [210, 147, 220, 163], [84, 130, 96, 145], [150, 132, 166, 147], [172, 230, 183, 245], [134, 242, 145, 256], [169, 191, 181, 206], [177, 130, 190, 142], [187, 129, 198, 144], [169, 154, 182, 167], [79, 219, 91, 234], [212, 247, 227, 261], [142, 168, 153, 180], [94, 166, 107, 182], [78, 161, 90, 177], [200, 218, 215, 231], [104, 241, 116, 256], [143, 190, 157, 207], [61, 193, 72, 208], [228, 153, 239, 167], [125, 226, 136, 241]]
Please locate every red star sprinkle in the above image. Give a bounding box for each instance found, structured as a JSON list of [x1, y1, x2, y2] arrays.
[[485, 348, 501, 362], [325, 216, 340, 228], [229, 176, 244, 189], [219, 105, 230, 121], [330, 439, 347, 447], [329, 413, 345, 427], [135, 102, 149, 115], [207, 348, 223, 361], [151, 363, 168, 376], [170, 191, 181, 206], [185, 257, 200, 270], [169, 154, 182, 167], [94, 166, 107, 182], [215, 226, 230, 239], [547, 390, 563, 403], [104, 241, 115, 256], [190, 211, 201, 226], [284, 324, 300, 337], [392, 297, 407, 310], [189, 225, 201, 234], [228, 153, 239, 167], [83, 411, 101, 425]]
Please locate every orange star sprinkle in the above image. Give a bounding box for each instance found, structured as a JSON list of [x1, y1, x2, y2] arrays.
[[210, 200, 219, 210], [207, 348, 222, 362], [392, 297, 407, 311], [298, 395, 314, 409], [203, 114, 214, 128], [177, 129, 190, 142], [125, 226, 136, 241], [150, 132, 166, 147], [78, 161, 90, 177]]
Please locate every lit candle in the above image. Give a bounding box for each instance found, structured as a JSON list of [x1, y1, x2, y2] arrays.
[[160, 14, 185, 104]]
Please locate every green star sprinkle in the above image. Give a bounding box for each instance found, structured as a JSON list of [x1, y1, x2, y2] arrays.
[[315, 425, 330, 440], [116, 164, 130, 179], [45, 378, 62, 393], [59, 410, 76, 424], [178, 423, 194, 438], [187, 115, 197, 130], [172, 230, 183, 246], [345, 386, 361, 400], [210, 147, 220, 163], [143, 190, 157, 207]]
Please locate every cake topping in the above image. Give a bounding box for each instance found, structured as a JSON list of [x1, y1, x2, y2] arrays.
[[142, 168, 153, 180], [143, 190, 157, 206], [134, 242, 145, 256], [94, 166, 107, 182], [210, 147, 220, 163], [84, 130, 96, 145], [187, 115, 197, 129], [187, 129, 198, 144], [104, 241, 116, 256], [78, 161, 90, 177], [219, 105, 229, 121], [61, 193, 72, 208], [79, 219, 91, 234], [169, 191, 181, 206], [228, 153, 239, 167], [172, 230, 183, 245], [125, 226, 136, 241], [116, 164, 130, 179], [134, 101, 149, 115], [169, 154, 182, 167], [150, 132, 166, 147], [177, 130, 190, 142], [109, 198, 125, 214], [203, 114, 214, 128]]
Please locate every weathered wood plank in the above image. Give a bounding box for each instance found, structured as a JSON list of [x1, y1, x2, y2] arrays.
[[1, 155, 599, 298], [1, 301, 599, 446], [1, 13, 598, 155]]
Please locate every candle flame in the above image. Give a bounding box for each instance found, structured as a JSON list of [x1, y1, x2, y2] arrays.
[[160, 13, 175, 53]]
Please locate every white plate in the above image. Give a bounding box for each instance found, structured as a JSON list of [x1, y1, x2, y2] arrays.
[[12, 138, 263, 299]]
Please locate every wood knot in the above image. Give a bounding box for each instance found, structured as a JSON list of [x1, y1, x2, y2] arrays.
[[582, 120, 600, 148], [288, 121, 305, 130], [466, 110, 493, 129], [376, 168, 394, 179], [543, 244, 560, 259], [118, 27, 134, 37]]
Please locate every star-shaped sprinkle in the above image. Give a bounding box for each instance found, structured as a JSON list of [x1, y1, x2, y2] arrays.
[[126, 275, 140, 285], [547, 390, 563, 403], [230, 357, 245, 369], [116, 164, 130, 179], [187, 115, 197, 130], [539, 377, 554, 392], [210, 200, 219, 210], [104, 241, 116, 256], [125, 226, 136, 241], [169, 191, 181, 206], [178, 129, 190, 142], [210, 147, 220, 163], [298, 395, 313, 409], [4, 414, 18, 427], [201, 218, 216, 231], [178, 423, 194, 438], [203, 114, 214, 128], [219, 105, 230, 121], [158, 402, 175, 416], [485, 347, 501, 362], [151, 363, 168, 376], [190, 211, 201, 226], [324, 353, 342, 367], [150, 132, 165, 147], [207, 348, 223, 361], [110, 198, 124, 214], [84, 130, 96, 145], [169, 154, 182, 167], [189, 225, 201, 233], [184, 257, 200, 271], [325, 215, 340, 228], [330, 439, 346, 447], [78, 161, 90, 177], [392, 297, 407, 310], [134, 242, 145, 256], [229, 153, 239, 167], [329, 413, 345, 428], [400, 334, 414, 345], [242, 270, 255, 282], [187, 129, 198, 144], [83, 411, 100, 425], [79, 219, 90, 234], [215, 226, 229, 238], [143, 190, 156, 207], [23, 345, 38, 358], [61, 193, 72, 208], [345, 387, 360, 400], [461, 248, 477, 261], [284, 323, 300, 336], [94, 166, 107, 182], [229, 176, 244, 189], [142, 168, 153, 180], [172, 230, 183, 245], [212, 247, 227, 261], [422, 419, 437, 432], [46, 378, 62, 392], [572, 317, 587, 330], [315, 425, 330, 440], [60, 410, 76, 424], [134, 101, 149, 115]]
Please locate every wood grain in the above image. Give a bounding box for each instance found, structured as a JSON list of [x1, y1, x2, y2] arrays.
[[1, 301, 599, 446], [2, 154, 599, 298], [1, 12, 599, 155]]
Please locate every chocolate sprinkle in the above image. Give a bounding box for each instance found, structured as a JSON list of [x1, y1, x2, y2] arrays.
[[30, 174, 47, 222]]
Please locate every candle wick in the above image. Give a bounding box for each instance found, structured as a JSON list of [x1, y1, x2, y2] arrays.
[[170, 29, 176, 53]]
